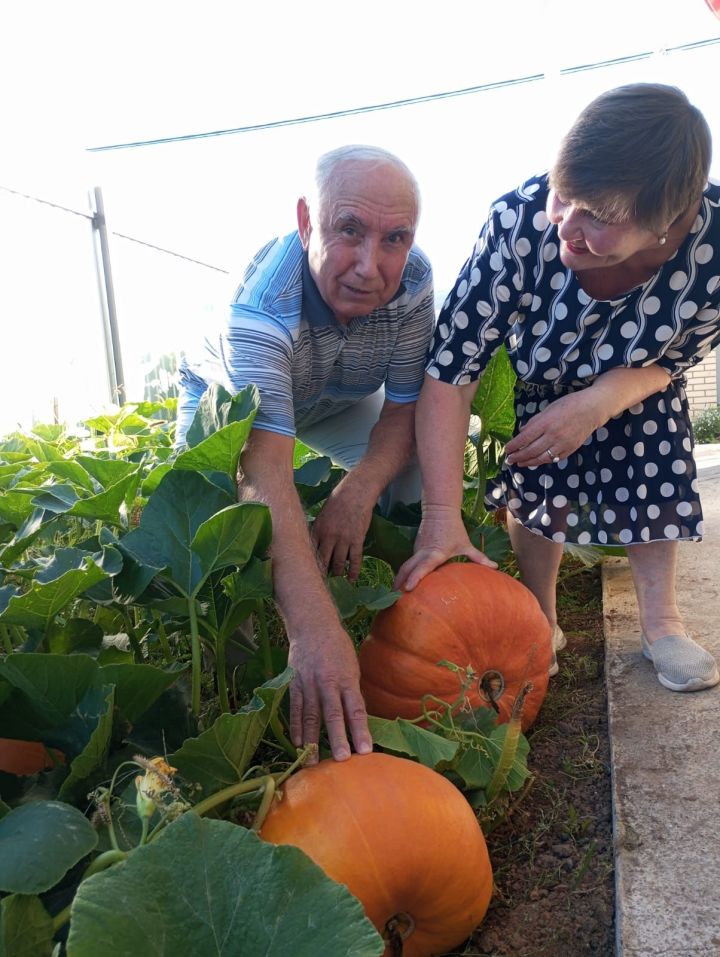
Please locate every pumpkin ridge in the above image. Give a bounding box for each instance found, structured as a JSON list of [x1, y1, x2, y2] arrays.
[[359, 563, 552, 731], [329, 764, 399, 927], [259, 753, 493, 956]]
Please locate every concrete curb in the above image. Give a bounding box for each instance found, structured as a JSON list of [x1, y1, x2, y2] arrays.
[[602, 461, 720, 956]]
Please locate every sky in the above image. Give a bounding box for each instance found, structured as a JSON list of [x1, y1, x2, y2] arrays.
[[1, 0, 720, 431]]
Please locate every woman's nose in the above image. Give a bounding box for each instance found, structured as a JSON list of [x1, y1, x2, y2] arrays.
[[555, 203, 584, 240]]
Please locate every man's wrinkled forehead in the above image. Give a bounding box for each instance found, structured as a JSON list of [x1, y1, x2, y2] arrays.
[[315, 159, 418, 225], [324, 207, 416, 246]]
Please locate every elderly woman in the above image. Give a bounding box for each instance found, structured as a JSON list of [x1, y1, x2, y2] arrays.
[[397, 83, 720, 692]]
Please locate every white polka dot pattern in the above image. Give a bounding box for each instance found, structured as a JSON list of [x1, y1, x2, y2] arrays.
[[426, 174, 720, 546]]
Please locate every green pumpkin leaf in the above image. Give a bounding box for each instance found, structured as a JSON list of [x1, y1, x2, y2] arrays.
[[363, 512, 416, 572], [327, 578, 401, 620], [30, 484, 79, 513], [67, 815, 382, 957], [169, 670, 292, 797], [175, 382, 259, 476], [0, 500, 60, 564], [0, 654, 98, 736], [57, 685, 115, 802], [0, 802, 97, 893], [0, 586, 19, 617], [68, 470, 141, 525], [30, 423, 66, 443], [118, 470, 234, 596], [0, 560, 108, 631], [470, 345, 517, 444], [221, 558, 273, 604], [0, 490, 39, 528], [368, 717, 459, 767], [75, 457, 138, 490], [354, 585, 402, 612], [141, 462, 172, 495], [0, 894, 55, 957], [45, 460, 96, 493], [34, 546, 122, 584], [450, 744, 495, 790], [0, 656, 118, 776], [191, 503, 271, 584], [19, 438, 64, 463], [46, 618, 104, 655], [123, 683, 195, 755], [98, 662, 186, 725], [468, 524, 512, 565], [294, 456, 345, 507]]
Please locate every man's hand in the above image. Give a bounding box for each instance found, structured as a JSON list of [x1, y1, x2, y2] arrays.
[[239, 428, 373, 763], [311, 477, 377, 581], [394, 505, 496, 592], [287, 624, 373, 763]]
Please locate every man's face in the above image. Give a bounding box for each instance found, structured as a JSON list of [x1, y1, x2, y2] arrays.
[[298, 160, 417, 323]]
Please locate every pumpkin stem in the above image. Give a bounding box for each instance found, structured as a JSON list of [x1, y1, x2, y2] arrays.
[[479, 670, 504, 713], [384, 912, 415, 955]]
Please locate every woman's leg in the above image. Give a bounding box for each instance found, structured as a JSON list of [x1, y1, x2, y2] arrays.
[[625, 541, 684, 643], [507, 518, 564, 629], [625, 540, 718, 691]]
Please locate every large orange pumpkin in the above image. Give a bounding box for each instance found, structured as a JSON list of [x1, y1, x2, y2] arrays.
[[260, 752, 493, 957], [359, 562, 552, 731], [0, 738, 65, 776]]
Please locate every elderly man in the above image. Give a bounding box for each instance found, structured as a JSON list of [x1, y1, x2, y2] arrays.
[[176, 145, 435, 761]]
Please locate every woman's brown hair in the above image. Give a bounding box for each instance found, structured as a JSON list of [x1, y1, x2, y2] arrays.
[[549, 83, 712, 235]]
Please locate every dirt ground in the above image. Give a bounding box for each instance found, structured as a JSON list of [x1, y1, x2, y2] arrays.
[[456, 561, 615, 957]]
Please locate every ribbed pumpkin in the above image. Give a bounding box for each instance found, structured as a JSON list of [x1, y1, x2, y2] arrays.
[[359, 563, 552, 731], [260, 752, 493, 957]]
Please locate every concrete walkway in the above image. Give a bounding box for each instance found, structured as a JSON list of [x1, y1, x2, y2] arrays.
[[602, 444, 720, 956]]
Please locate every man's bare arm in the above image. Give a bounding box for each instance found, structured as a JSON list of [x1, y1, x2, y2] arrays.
[[238, 428, 372, 762]]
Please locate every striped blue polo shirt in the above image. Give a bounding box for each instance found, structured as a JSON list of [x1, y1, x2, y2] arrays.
[[177, 231, 435, 440]]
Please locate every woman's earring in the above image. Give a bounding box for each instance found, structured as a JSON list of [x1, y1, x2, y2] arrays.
[[658, 233, 668, 246]]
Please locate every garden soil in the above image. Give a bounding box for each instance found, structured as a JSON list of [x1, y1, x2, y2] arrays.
[[455, 561, 615, 957]]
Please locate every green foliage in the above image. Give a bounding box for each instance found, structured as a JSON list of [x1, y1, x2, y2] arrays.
[[467, 346, 517, 521], [175, 382, 259, 477], [67, 816, 383, 957], [367, 662, 531, 814], [168, 669, 292, 797], [0, 894, 55, 957], [0, 357, 520, 952], [470, 344, 517, 444], [0, 802, 97, 894], [692, 404, 720, 443]]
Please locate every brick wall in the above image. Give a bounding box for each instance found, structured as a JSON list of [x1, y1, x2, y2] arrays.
[[684, 351, 719, 419]]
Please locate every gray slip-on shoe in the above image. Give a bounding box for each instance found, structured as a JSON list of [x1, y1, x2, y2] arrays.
[[641, 633, 720, 692]]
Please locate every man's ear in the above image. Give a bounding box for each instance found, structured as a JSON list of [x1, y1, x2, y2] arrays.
[[297, 197, 311, 249]]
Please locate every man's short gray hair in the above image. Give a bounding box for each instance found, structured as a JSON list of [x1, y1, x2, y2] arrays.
[[310, 144, 421, 222]]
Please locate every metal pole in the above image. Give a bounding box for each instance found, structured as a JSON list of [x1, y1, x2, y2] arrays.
[[90, 186, 126, 405]]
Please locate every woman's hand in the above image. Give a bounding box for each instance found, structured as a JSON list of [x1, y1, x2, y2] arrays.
[[505, 390, 605, 467], [505, 365, 672, 468], [394, 505, 496, 592]]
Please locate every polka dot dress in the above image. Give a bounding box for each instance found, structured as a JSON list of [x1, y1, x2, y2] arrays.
[[427, 175, 720, 546]]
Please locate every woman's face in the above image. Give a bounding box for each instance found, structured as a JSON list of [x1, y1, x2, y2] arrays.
[[546, 189, 659, 271]]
